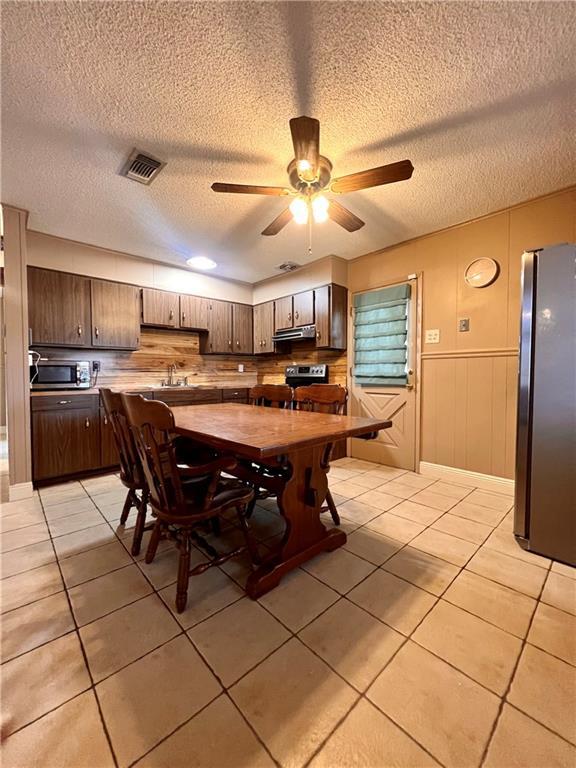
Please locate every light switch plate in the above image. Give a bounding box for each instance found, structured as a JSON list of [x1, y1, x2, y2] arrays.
[[425, 329, 440, 344], [458, 318, 470, 332]]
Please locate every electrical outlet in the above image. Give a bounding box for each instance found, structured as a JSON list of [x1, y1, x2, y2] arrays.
[[238, 363, 244, 373], [425, 329, 440, 344], [92, 361, 101, 372], [458, 318, 470, 332]]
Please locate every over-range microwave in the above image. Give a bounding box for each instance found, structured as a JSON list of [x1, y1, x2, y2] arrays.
[[30, 359, 91, 390]]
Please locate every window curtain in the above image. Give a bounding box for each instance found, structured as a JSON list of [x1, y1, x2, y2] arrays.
[[353, 283, 411, 386]]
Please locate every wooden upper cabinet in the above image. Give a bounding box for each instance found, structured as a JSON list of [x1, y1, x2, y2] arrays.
[[314, 284, 347, 350], [206, 299, 232, 354], [274, 295, 294, 331], [232, 303, 253, 354], [91, 280, 140, 349], [142, 288, 179, 327], [180, 294, 209, 330], [253, 301, 275, 354], [28, 267, 91, 347], [292, 290, 314, 326]]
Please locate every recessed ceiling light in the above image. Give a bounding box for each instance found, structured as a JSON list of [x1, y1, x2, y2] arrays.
[[186, 256, 217, 270]]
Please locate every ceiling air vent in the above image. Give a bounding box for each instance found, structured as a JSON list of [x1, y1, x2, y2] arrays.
[[121, 149, 165, 185], [277, 261, 301, 273]]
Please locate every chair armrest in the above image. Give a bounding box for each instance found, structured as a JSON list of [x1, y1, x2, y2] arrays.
[[178, 455, 237, 479]]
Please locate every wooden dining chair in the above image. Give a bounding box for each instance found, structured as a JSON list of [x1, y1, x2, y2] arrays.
[[100, 388, 151, 556], [293, 384, 349, 526], [249, 384, 293, 408], [121, 393, 258, 613]]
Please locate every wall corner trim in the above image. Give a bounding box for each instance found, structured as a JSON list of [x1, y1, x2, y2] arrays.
[[418, 461, 515, 496]]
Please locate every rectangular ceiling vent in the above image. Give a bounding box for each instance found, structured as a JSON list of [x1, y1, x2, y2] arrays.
[[277, 261, 301, 273], [121, 149, 165, 185]]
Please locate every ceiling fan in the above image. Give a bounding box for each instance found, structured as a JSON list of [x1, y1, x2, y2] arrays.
[[211, 116, 414, 236]]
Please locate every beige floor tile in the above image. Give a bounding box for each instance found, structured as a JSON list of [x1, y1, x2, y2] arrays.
[[82, 475, 123, 494], [342, 459, 381, 472], [432, 512, 492, 544], [53, 523, 116, 560], [189, 598, 290, 686], [258, 568, 339, 632], [528, 602, 576, 665], [59, 539, 132, 587], [1, 591, 74, 661], [497, 510, 514, 532], [89, 488, 128, 508], [137, 545, 207, 590], [302, 548, 375, 594], [0, 690, 115, 768], [366, 512, 426, 543], [97, 635, 221, 768], [246, 506, 285, 541], [40, 485, 87, 507], [379, 480, 420, 500], [542, 571, 576, 615], [393, 472, 437, 490], [410, 528, 478, 566], [1, 562, 63, 614], [383, 546, 460, 596], [407, 489, 457, 512], [387, 499, 444, 526], [69, 563, 153, 626], [338, 498, 384, 525], [413, 600, 522, 694], [551, 561, 576, 580], [345, 472, 389, 490], [348, 569, 436, 635], [299, 598, 404, 691], [354, 489, 404, 513], [134, 694, 275, 767], [466, 489, 513, 512], [466, 547, 547, 598], [0, 496, 43, 517], [485, 703, 576, 768], [80, 593, 180, 681], [1, 540, 56, 579], [444, 570, 536, 637], [329, 480, 371, 499], [310, 697, 440, 768], [449, 499, 507, 527], [48, 508, 104, 538], [219, 550, 259, 588], [329, 467, 362, 482], [508, 644, 576, 744], [367, 641, 500, 767], [230, 638, 358, 768], [1, 522, 50, 553], [362, 467, 407, 482], [42, 495, 99, 521], [484, 528, 551, 569], [1, 506, 45, 532], [343, 527, 403, 565], [430, 481, 474, 500], [1, 633, 91, 736], [158, 566, 244, 630]]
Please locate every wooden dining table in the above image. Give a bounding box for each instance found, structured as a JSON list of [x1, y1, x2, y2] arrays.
[[172, 403, 392, 598]]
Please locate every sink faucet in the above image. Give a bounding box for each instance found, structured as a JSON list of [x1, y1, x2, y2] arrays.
[[167, 364, 177, 386]]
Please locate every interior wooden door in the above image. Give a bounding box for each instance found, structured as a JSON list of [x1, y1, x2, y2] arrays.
[[207, 299, 232, 353], [28, 267, 91, 346], [274, 296, 293, 331], [349, 277, 419, 470], [91, 280, 140, 349], [232, 303, 253, 354], [293, 290, 314, 326]]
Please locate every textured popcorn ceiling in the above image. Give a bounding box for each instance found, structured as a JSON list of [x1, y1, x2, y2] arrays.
[[2, 1, 575, 283]]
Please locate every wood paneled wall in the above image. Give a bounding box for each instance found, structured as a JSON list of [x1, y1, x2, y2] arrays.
[[348, 187, 576, 479]]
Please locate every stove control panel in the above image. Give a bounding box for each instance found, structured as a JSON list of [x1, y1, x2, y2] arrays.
[[285, 364, 327, 379]]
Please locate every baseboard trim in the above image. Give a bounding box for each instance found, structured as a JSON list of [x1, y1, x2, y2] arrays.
[[8, 481, 36, 501], [418, 462, 515, 496]]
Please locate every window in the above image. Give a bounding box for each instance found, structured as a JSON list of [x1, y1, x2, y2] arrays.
[[353, 283, 411, 386]]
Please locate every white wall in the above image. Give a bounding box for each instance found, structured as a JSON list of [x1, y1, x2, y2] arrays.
[[252, 255, 348, 304]]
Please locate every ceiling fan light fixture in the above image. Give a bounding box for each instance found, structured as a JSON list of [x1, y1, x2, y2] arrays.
[[312, 194, 329, 223], [289, 196, 309, 225], [186, 255, 217, 270]]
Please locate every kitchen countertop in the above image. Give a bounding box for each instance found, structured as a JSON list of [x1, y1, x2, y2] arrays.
[[30, 384, 252, 397]]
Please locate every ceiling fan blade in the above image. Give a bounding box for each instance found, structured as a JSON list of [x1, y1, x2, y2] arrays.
[[328, 199, 365, 232], [261, 207, 292, 236], [289, 116, 320, 180], [211, 183, 290, 196], [330, 159, 414, 194]]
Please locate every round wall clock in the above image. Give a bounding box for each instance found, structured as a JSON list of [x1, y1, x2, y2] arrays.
[[464, 257, 500, 288]]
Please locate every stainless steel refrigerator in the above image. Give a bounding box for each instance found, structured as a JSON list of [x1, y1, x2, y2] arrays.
[[514, 243, 576, 566]]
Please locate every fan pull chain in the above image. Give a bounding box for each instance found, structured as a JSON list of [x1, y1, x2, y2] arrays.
[[307, 202, 313, 257]]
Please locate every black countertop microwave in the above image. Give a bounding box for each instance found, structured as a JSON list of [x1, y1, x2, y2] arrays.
[[30, 360, 91, 390]]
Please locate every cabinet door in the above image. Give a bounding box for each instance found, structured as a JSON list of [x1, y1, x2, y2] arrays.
[[142, 288, 179, 327], [100, 409, 119, 467], [232, 304, 253, 354], [91, 280, 140, 349], [28, 267, 91, 346], [32, 407, 100, 481], [253, 301, 275, 354], [293, 290, 314, 326], [206, 300, 232, 354], [314, 285, 331, 348], [180, 295, 210, 329], [274, 295, 293, 331]]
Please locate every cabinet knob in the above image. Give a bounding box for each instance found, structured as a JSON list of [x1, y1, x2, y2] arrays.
[[94, 327, 99, 338], [228, 340, 232, 347], [316, 331, 321, 340], [85, 419, 90, 428], [182, 313, 186, 321], [288, 312, 292, 321], [58, 400, 71, 405], [295, 311, 299, 320], [236, 340, 240, 348], [104, 415, 108, 425], [169, 309, 174, 320], [77, 325, 83, 336]]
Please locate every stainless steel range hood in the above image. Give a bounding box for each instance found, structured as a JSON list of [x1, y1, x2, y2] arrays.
[[272, 324, 316, 342]]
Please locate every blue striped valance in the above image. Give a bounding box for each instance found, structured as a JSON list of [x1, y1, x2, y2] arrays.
[[353, 284, 411, 386]]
